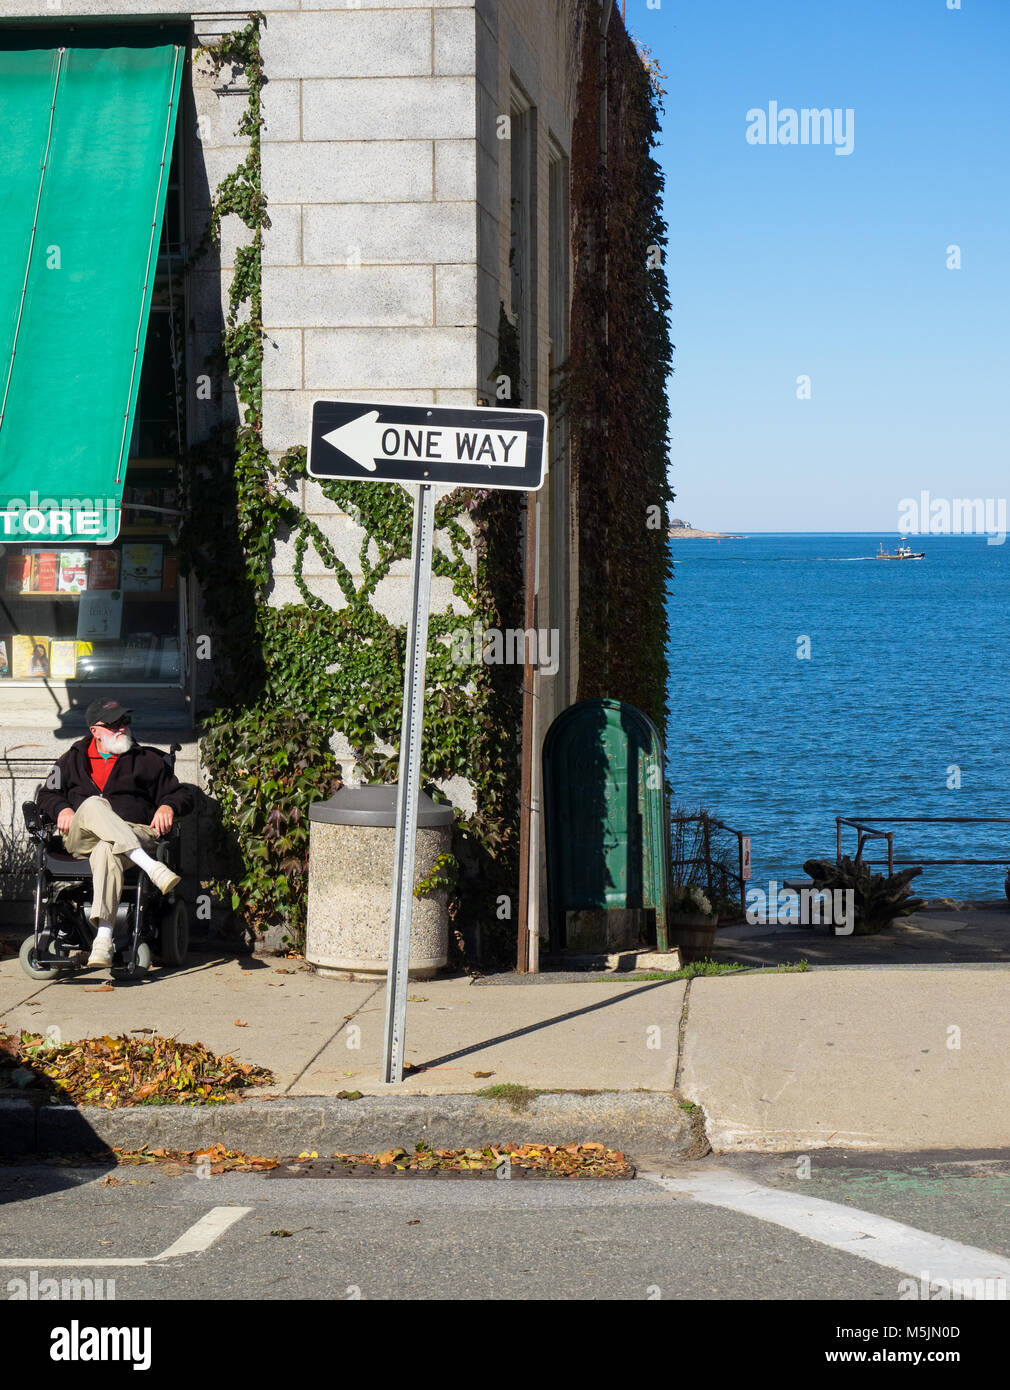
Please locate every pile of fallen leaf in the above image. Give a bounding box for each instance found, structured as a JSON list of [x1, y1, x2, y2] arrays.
[[112, 1140, 633, 1178], [0, 1031, 273, 1108], [343, 1142, 633, 1176], [116, 1143, 279, 1173]]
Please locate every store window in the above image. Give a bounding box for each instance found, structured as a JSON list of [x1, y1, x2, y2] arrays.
[[0, 31, 187, 688]]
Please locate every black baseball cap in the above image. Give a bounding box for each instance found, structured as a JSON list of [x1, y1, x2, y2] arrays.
[[85, 698, 133, 728]]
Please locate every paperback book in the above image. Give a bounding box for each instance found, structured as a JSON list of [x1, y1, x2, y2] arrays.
[[76, 590, 123, 641], [87, 549, 120, 590], [30, 551, 60, 593], [122, 543, 163, 592], [58, 550, 89, 595], [12, 635, 51, 678], [49, 640, 79, 680], [7, 551, 32, 593]]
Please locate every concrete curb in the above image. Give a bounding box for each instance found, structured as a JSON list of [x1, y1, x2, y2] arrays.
[[0, 1093, 698, 1163], [540, 950, 684, 973]]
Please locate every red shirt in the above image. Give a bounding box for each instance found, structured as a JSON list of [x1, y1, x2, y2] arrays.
[[88, 737, 119, 793]]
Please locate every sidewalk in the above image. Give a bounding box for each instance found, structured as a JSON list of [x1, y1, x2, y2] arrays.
[[3, 940, 1010, 1159], [680, 966, 1010, 1152], [0, 950, 695, 1159], [0, 952, 685, 1095]]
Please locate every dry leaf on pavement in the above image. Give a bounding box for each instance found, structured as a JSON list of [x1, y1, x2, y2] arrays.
[[0, 1030, 273, 1108]]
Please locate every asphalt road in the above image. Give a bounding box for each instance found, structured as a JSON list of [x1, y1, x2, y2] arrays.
[[2, 1149, 1009, 1306]]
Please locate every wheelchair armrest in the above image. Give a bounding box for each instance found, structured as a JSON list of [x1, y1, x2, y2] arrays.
[[22, 800, 56, 842], [154, 817, 185, 864]]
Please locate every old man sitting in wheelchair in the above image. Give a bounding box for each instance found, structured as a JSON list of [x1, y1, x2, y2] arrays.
[[30, 697, 195, 976]]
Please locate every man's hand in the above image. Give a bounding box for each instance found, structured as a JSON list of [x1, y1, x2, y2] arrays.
[[150, 805, 174, 837], [56, 808, 74, 835]]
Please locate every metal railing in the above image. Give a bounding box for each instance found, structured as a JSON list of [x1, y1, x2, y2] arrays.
[[836, 816, 1010, 877], [671, 813, 750, 910]]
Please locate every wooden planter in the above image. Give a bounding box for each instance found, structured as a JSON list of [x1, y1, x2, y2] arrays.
[[669, 911, 718, 961]]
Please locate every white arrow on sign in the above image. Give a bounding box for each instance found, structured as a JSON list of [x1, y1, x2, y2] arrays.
[[322, 411, 528, 473]]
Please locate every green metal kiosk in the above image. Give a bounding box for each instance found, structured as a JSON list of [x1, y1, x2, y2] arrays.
[[542, 698, 671, 953]]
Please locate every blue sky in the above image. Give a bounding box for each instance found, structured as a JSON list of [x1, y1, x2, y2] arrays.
[[629, 0, 1009, 531]]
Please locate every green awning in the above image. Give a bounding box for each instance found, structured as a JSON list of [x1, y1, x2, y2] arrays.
[[0, 29, 184, 543]]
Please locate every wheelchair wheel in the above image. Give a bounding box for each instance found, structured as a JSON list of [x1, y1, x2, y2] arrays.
[[111, 941, 152, 981], [19, 935, 60, 981], [156, 899, 189, 966]]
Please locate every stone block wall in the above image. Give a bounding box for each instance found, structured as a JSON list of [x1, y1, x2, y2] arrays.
[[252, 5, 484, 814]]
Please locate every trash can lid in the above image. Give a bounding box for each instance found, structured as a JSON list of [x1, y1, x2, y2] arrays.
[[309, 785, 454, 827]]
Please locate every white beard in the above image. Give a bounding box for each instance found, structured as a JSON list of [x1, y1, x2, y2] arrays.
[[97, 730, 133, 755]]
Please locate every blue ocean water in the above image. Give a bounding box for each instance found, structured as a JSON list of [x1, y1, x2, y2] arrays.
[[665, 533, 1010, 901]]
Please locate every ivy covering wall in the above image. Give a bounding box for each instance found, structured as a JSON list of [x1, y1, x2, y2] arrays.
[[181, 18, 522, 958], [569, 2, 674, 738], [180, 8, 672, 961]]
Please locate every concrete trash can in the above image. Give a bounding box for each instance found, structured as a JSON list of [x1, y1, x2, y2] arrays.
[[306, 785, 454, 979]]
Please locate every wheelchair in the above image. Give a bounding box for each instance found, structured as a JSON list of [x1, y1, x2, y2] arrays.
[[19, 742, 190, 982]]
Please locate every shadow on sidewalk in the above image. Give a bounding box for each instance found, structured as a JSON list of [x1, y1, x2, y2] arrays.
[[4, 944, 267, 991], [412, 978, 676, 1072]]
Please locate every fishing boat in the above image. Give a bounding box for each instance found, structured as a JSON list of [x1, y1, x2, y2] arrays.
[[876, 537, 924, 560]]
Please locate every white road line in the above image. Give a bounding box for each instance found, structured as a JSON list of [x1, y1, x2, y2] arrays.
[[0, 1206, 252, 1268], [0, 1255, 149, 1268], [152, 1205, 252, 1261], [641, 1170, 1010, 1291]]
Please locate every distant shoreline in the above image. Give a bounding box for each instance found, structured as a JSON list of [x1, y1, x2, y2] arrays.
[[668, 527, 742, 539]]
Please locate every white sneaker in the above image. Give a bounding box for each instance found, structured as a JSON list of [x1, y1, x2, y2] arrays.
[[87, 936, 114, 968], [148, 861, 181, 896]]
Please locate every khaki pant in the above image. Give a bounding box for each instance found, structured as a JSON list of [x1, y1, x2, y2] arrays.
[[62, 796, 159, 925]]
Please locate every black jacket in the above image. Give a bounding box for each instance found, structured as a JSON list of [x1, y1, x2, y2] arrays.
[[37, 736, 195, 826]]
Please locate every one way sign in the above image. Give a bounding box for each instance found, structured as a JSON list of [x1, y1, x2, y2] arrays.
[[308, 399, 547, 491]]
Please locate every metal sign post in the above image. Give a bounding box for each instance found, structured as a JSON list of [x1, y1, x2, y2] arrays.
[[381, 482, 436, 1084], [308, 397, 547, 1085]]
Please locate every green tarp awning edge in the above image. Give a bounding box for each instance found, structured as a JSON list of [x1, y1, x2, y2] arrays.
[[0, 31, 184, 543]]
